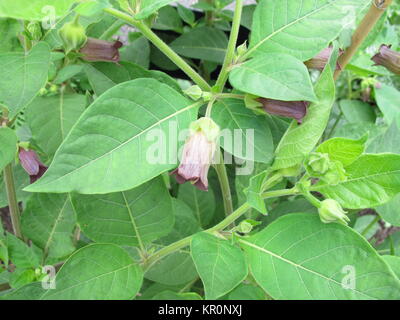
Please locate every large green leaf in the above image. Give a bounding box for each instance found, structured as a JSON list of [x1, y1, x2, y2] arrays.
[[240, 214, 400, 299], [249, 0, 366, 61], [191, 232, 248, 300], [312, 154, 400, 209], [0, 42, 51, 118], [229, 53, 316, 101], [74, 177, 174, 246], [6, 233, 41, 269], [26, 93, 86, 158], [170, 26, 228, 64], [0, 127, 17, 172], [21, 193, 76, 263], [272, 65, 335, 170], [1, 243, 143, 300], [84, 61, 180, 96], [211, 99, 274, 163], [339, 99, 376, 124], [0, 0, 77, 20], [25, 79, 199, 194]]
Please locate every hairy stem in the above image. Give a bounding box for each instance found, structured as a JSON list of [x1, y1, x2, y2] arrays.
[[334, 0, 393, 80], [144, 187, 298, 269], [3, 164, 22, 239], [214, 0, 243, 92], [103, 8, 211, 91]]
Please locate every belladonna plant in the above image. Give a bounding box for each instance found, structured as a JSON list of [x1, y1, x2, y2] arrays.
[[0, 0, 400, 301]]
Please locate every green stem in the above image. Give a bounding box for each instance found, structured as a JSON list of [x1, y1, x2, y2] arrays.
[[217, 93, 245, 100], [3, 164, 22, 239], [213, 149, 234, 217], [144, 187, 298, 269], [214, 0, 243, 92], [99, 20, 125, 40], [361, 215, 380, 237], [103, 8, 211, 91]]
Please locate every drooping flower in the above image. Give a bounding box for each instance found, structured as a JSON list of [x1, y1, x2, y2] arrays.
[[304, 47, 343, 71], [18, 148, 48, 183], [171, 117, 220, 191], [79, 38, 123, 63], [318, 199, 349, 225], [371, 44, 400, 75], [257, 98, 309, 123]]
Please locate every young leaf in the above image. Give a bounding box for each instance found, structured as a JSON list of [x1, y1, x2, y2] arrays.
[[244, 170, 269, 214], [0, 127, 17, 172], [21, 193, 76, 263], [2, 243, 144, 300], [249, 0, 367, 60], [0, 42, 51, 118], [152, 6, 183, 33], [273, 65, 335, 170], [26, 94, 86, 158], [25, 79, 199, 194], [312, 154, 400, 209], [229, 53, 316, 102], [74, 177, 174, 246], [135, 0, 175, 20], [211, 98, 274, 163], [170, 27, 228, 64], [316, 136, 366, 167], [191, 232, 248, 300], [240, 214, 400, 299]]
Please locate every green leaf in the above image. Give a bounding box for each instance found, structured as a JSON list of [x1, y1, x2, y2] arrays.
[[170, 26, 228, 64], [21, 193, 76, 263], [25, 79, 198, 194], [375, 84, 400, 125], [230, 53, 316, 101], [0, 127, 17, 172], [120, 36, 150, 69], [0, 164, 30, 209], [227, 283, 266, 300], [339, 99, 376, 124], [2, 243, 143, 300], [249, 0, 366, 60], [240, 214, 400, 299], [312, 154, 400, 209], [177, 4, 195, 26], [382, 256, 400, 280], [0, 0, 77, 20], [74, 0, 111, 17], [191, 232, 248, 300], [26, 94, 86, 158], [367, 121, 400, 154], [135, 0, 174, 19], [53, 64, 84, 84], [244, 170, 269, 214], [74, 177, 174, 246], [178, 182, 215, 228], [152, 290, 202, 300], [376, 194, 400, 227], [211, 99, 274, 163], [153, 5, 183, 32], [9, 268, 36, 289], [272, 65, 335, 170], [84, 61, 180, 96], [0, 42, 51, 118], [6, 233, 41, 269], [316, 136, 366, 167]]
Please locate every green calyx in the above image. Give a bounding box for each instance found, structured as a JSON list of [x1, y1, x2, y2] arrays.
[[318, 199, 349, 225], [58, 15, 87, 53], [305, 152, 347, 185], [190, 117, 220, 142]]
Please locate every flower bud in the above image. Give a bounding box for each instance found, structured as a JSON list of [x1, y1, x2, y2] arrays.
[[321, 160, 347, 185], [79, 38, 123, 63], [171, 117, 220, 191], [183, 85, 203, 100], [304, 46, 343, 71], [306, 152, 330, 176], [318, 199, 349, 225], [257, 98, 309, 123], [371, 44, 400, 75], [58, 17, 87, 53], [26, 21, 42, 41], [18, 148, 48, 183]]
